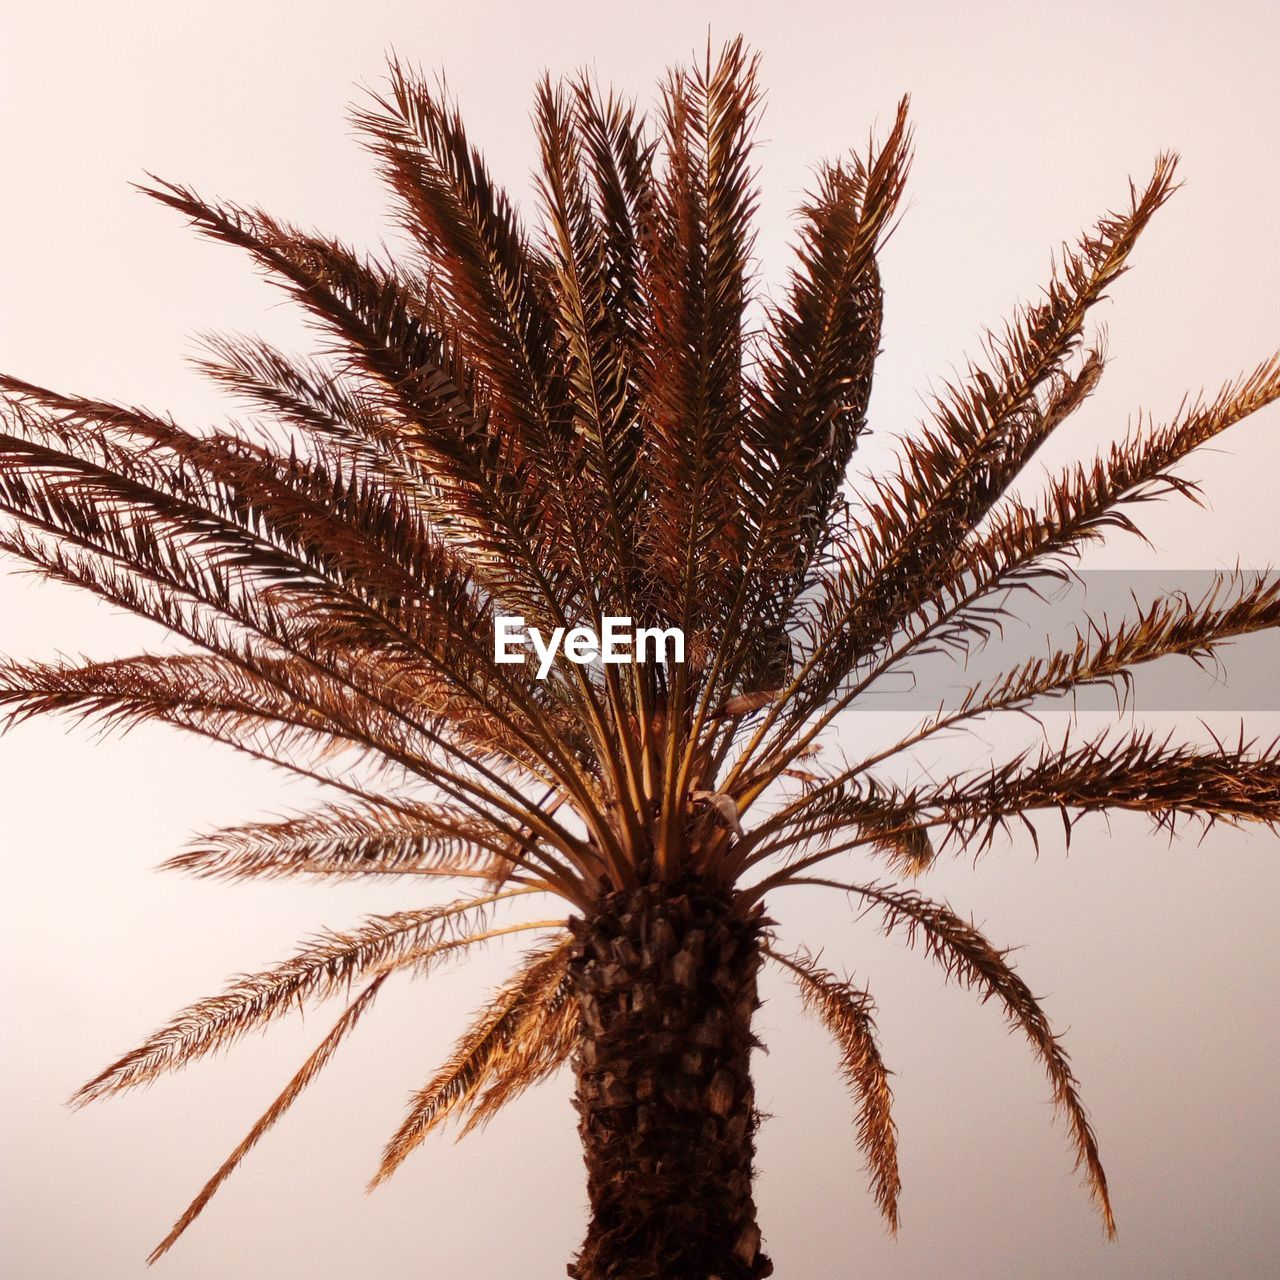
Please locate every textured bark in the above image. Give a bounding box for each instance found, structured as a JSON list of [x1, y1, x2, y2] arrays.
[[567, 877, 772, 1280]]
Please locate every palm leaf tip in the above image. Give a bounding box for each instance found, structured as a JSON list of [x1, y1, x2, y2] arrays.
[[69, 892, 539, 1109]]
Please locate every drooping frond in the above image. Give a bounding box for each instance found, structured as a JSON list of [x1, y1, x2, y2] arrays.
[[147, 975, 388, 1264], [371, 934, 575, 1185], [72, 890, 544, 1106], [456, 968, 578, 1137], [803, 881, 1113, 1236], [767, 947, 899, 1230]]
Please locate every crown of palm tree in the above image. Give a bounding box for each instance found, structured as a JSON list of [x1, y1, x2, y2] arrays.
[[2, 39, 1277, 1271]]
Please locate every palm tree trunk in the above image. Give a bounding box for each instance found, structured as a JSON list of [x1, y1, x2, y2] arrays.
[[567, 877, 772, 1280]]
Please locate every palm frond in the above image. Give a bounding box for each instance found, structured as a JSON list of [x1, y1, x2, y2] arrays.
[[0, 395, 606, 846], [567, 72, 656, 357], [355, 61, 562, 434], [72, 890, 543, 1106], [353, 65, 591, 611], [137, 183, 574, 624], [640, 37, 762, 635], [0, 381, 487, 677], [723, 355, 1280, 810], [751, 723, 1280, 887], [943, 727, 1280, 848], [191, 331, 466, 524], [965, 354, 1280, 592], [927, 569, 1280, 727], [147, 975, 388, 1264], [162, 800, 516, 882], [533, 77, 645, 610], [740, 100, 910, 610], [784, 158, 1178, 715], [739, 569, 1280, 866], [873, 356, 1280, 670], [767, 947, 900, 1230], [456, 969, 577, 1137], [370, 934, 574, 1185], [800, 881, 1114, 1236]]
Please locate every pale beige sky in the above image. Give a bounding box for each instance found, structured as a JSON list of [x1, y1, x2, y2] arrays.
[[2, 2, 1278, 1277]]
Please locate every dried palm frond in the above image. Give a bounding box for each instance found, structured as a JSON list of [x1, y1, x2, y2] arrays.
[[786, 881, 1112, 1237], [767, 947, 900, 1230], [370, 935, 575, 1184], [864, 881, 1113, 1236], [147, 975, 389, 1263], [71, 890, 545, 1106]]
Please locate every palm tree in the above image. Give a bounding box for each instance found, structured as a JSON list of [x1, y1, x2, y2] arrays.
[[2, 38, 1277, 1278]]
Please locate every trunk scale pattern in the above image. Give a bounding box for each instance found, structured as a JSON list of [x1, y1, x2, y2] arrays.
[[568, 877, 772, 1280]]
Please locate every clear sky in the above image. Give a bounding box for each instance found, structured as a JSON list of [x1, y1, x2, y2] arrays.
[[1, 2, 1277, 1277]]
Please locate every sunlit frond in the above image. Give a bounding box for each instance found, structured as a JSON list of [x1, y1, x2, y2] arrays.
[[371, 935, 575, 1184], [457, 969, 578, 1136]]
